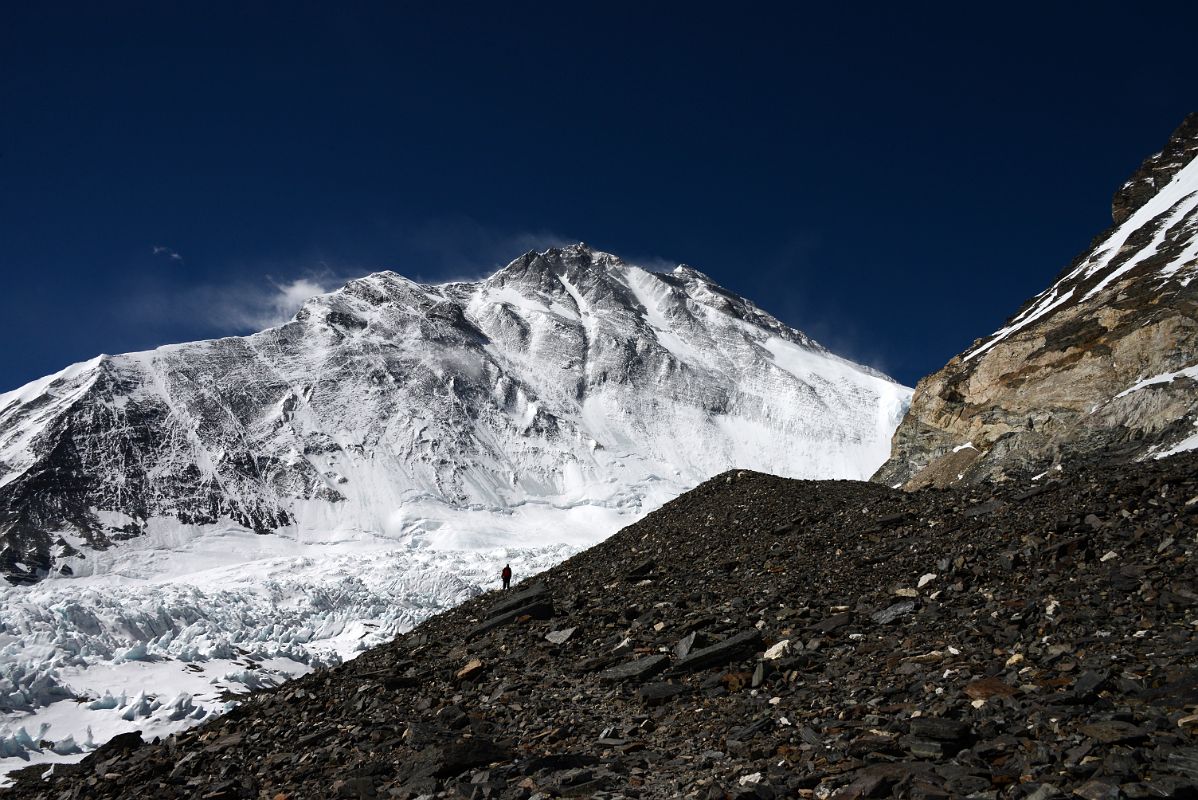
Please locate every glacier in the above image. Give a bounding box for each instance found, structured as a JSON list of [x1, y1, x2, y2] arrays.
[[0, 244, 911, 781]]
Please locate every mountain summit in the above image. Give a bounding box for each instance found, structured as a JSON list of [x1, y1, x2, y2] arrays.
[[875, 114, 1198, 488], [0, 245, 910, 584]]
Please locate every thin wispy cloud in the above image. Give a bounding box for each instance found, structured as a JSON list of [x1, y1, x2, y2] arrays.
[[618, 253, 685, 274], [125, 222, 578, 339], [122, 270, 347, 335], [151, 245, 184, 262], [198, 274, 345, 331], [385, 217, 573, 281], [211, 276, 336, 330]]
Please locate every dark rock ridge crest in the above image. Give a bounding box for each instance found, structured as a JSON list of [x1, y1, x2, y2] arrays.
[[4, 453, 1196, 798], [1114, 113, 1198, 225], [875, 113, 1198, 489]]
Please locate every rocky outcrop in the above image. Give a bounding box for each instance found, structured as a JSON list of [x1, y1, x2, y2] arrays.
[[1113, 112, 1198, 224], [875, 114, 1198, 489], [4, 457, 1196, 798]]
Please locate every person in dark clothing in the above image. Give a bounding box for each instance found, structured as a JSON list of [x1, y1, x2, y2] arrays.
[[501, 564, 512, 591]]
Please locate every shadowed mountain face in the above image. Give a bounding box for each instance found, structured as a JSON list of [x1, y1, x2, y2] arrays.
[[0, 245, 909, 584], [875, 114, 1198, 489]]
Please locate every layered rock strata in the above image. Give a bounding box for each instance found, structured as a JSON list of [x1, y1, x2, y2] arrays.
[[875, 113, 1198, 489]]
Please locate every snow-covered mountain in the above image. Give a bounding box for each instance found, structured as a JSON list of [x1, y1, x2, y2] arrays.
[[875, 113, 1198, 488], [1, 244, 908, 583], [0, 244, 909, 777]]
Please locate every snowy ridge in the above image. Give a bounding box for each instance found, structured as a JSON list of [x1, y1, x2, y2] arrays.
[[0, 357, 105, 492], [0, 244, 911, 780], [875, 113, 1198, 491], [966, 152, 1198, 361], [1, 244, 910, 576]]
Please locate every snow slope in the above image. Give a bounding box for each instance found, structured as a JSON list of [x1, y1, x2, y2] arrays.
[[965, 152, 1198, 362], [0, 244, 911, 781]]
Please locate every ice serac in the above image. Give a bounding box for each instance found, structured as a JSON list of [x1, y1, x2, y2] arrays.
[[874, 113, 1198, 489], [0, 245, 910, 583]]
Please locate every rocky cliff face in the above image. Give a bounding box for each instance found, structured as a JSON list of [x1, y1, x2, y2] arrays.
[[0, 245, 910, 584], [1113, 113, 1198, 225], [875, 114, 1198, 489]]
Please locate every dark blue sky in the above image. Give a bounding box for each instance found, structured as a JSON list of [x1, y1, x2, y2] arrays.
[[2, 3, 1195, 390]]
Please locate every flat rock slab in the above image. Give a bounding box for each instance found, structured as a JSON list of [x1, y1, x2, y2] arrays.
[[830, 764, 935, 800], [598, 655, 668, 683], [1167, 748, 1198, 779], [812, 612, 853, 632], [963, 500, 1004, 517], [909, 717, 971, 742], [96, 731, 143, 754], [729, 716, 773, 741], [624, 560, 657, 581], [1061, 669, 1109, 703], [637, 682, 686, 705], [467, 600, 554, 639], [964, 676, 1018, 700], [1072, 780, 1119, 800], [522, 753, 602, 774], [831, 772, 884, 800], [401, 736, 512, 780], [1137, 671, 1198, 706], [905, 737, 944, 758], [871, 601, 915, 625], [674, 631, 697, 659], [1045, 537, 1089, 563], [455, 658, 485, 682], [667, 629, 762, 674], [545, 626, 577, 645], [488, 581, 550, 619], [1078, 720, 1148, 743]]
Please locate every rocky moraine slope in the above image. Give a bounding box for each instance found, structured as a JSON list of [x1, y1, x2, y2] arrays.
[[875, 113, 1198, 489], [4, 452, 1195, 799]]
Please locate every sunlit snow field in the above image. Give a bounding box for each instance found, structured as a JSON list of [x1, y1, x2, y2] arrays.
[[0, 498, 641, 784]]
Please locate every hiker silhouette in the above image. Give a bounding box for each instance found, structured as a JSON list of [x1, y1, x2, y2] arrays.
[[501, 564, 512, 591]]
